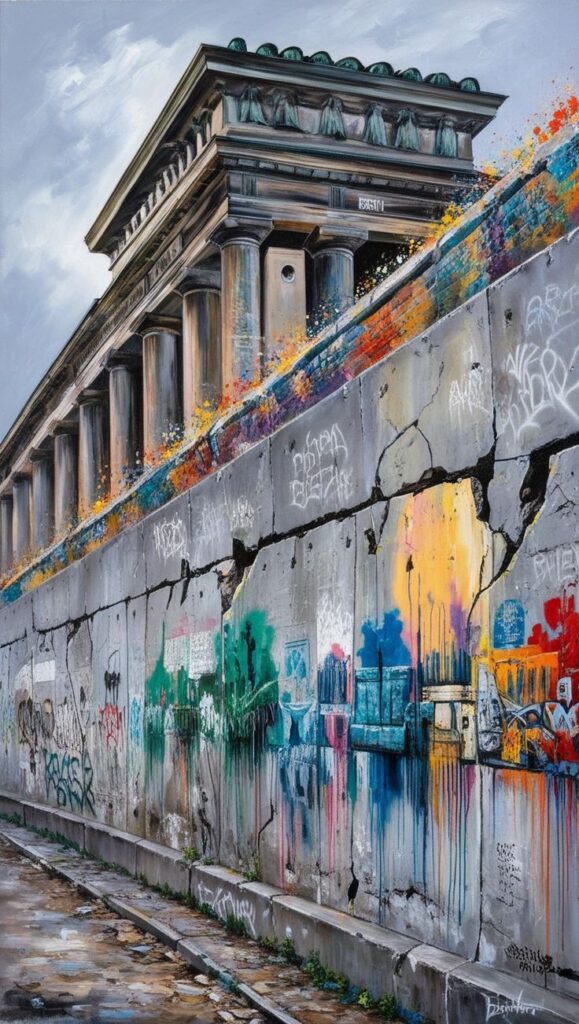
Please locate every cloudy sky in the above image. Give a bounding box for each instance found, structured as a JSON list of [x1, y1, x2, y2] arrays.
[[0, 0, 576, 441]]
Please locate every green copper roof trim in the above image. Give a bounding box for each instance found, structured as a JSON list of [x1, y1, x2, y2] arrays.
[[256, 42, 278, 56], [366, 61, 394, 77], [279, 46, 304, 61], [336, 56, 364, 71], [397, 67, 423, 82], [226, 39, 481, 91], [309, 50, 333, 65], [426, 72, 452, 88]]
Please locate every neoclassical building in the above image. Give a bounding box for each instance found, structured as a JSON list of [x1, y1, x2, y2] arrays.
[[0, 38, 503, 573]]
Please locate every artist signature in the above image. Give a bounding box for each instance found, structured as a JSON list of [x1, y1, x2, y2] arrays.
[[485, 991, 544, 1020]]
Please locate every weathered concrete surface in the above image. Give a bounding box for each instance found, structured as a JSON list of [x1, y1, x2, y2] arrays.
[[84, 820, 140, 875], [136, 837, 190, 895], [143, 490, 191, 589], [492, 229, 579, 460], [190, 862, 283, 940], [1, 231, 578, 1024], [487, 456, 530, 543], [394, 944, 468, 1024], [271, 381, 365, 532], [446, 961, 578, 1024], [271, 893, 417, 996], [189, 438, 273, 567], [86, 519, 145, 613], [31, 567, 70, 631], [361, 291, 494, 496]]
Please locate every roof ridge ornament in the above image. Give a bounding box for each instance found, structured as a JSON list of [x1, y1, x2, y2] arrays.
[[336, 56, 364, 71], [279, 46, 304, 61], [426, 72, 452, 88], [460, 77, 480, 92], [256, 42, 278, 56], [308, 50, 333, 65], [366, 61, 393, 77], [397, 67, 423, 82], [225, 39, 481, 91]]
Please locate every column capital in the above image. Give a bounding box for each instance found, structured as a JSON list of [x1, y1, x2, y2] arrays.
[[105, 351, 141, 372], [305, 226, 367, 256], [77, 388, 108, 407], [53, 419, 78, 437], [209, 217, 273, 248], [30, 447, 53, 464], [12, 472, 31, 485], [134, 312, 181, 337], [174, 265, 221, 296]]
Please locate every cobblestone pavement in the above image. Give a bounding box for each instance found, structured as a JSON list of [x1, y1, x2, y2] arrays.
[[0, 840, 264, 1023], [0, 833, 401, 1024]]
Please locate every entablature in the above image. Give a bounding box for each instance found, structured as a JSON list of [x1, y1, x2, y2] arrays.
[[86, 42, 505, 274]]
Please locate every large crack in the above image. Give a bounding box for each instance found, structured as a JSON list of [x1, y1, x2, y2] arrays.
[[467, 432, 578, 637], [3, 429, 578, 646]]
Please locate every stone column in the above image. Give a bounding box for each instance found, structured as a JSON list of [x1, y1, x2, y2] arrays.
[[12, 475, 31, 564], [108, 359, 140, 496], [178, 264, 221, 429], [138, 315, 181, 463], [31, 449, 54, 552], [78, 391, 109, 518], [54, 425, 78, 534], [306, 229, 367, 324], [212, 223, 271, 390], [0, 495, 13, 575]]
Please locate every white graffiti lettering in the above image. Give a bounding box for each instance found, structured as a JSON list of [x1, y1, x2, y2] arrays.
[[533, 543, 579, 589], [192, 503, 223, 561], [448, 363, 490, 424], [153, 513, 188, 562], [226, 495, 256, 532], [485, 991, 540, 1020], [503, 283, 579, 445], [526, 282, 579, 336], [195, 881, 257, 937], [290, 424, 353, 510]]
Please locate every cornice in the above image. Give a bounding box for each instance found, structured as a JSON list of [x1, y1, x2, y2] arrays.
[[85, 42, 505, 254]]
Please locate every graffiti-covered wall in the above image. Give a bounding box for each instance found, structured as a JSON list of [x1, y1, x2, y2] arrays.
[[0, 228, 577, 1002]]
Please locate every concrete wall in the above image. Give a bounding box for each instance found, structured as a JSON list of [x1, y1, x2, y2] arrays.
[[1, 230, 578, 1011]]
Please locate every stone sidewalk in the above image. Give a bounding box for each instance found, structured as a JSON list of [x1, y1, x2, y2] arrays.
[[0, 819, 405, 1024], [2, 797, 578, 1024], [0, 839, 271, 1023]]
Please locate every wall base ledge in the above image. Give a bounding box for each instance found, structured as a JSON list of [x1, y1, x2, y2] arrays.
[[1, 791, 577, 1024]]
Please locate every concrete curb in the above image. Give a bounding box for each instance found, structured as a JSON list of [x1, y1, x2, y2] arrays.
[[1, 792, 578, 1024]]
